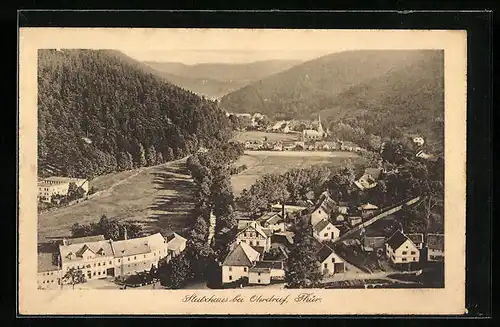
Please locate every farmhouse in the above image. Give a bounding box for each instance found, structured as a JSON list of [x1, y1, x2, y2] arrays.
[[256, 212, 286, 232], [222, 242, 260, 284], [233, 221, 272, 252], [37, 252, 62, 289], [166, 232, 187, 257], [312, 219, 340, 243], [317, 245, 345, 276], [407, 233, 424, 250], [38, 176, 89, 203], [359, 203, 379, 218], [309, 191, 337, 226], [354, 168, 382, 191], [385, 230, 420, 265], [427, 233, 444, 262], [248, 261, 285, 285]]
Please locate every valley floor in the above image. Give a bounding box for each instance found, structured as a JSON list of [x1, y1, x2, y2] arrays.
[[37, 158, 196, 242]]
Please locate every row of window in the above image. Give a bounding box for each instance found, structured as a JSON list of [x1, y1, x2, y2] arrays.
[[41, 271, 56, 276], [240, 239, 263, 246], [391, 255, 417, 262], [40, 279, 60, 284], [228, 267, 247, 272]]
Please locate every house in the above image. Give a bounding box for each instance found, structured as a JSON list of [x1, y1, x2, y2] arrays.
[[38, 176, 89, 203], [362, 236, 386, 252], [282, 141, 296, 151], [271, 232, 294, 250], [310, 191, 337, 226], [273, 142, 283, 151], [271, 120, 288, 132], [222, 242, 260, 284], [256, 212, 286, 232], [294, 141, 305, 150], [62, 235, 105, 246], [234, 221, 272, 252], [317, 245, 345, 276], [111, 233, 169, 277], [237, 219, 254, 230], [339, 141, 358, 152], [385, 230, 420, 265], [347, 216, 362, 227], [354, 168, 382, 191], [37, 252, 62, 289], [313, 219, 340, 243], [413, 136, 425, 146], [407, 233, 424, 250], [333, 214, 345, 223], [416, 150, 433, 160], [359, 203, 379, 218], [248, 261, 285, 285], [427, 233, 444, 262], [166, 232, 187, 258]]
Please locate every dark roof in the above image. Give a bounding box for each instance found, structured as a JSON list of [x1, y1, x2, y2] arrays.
[[427, 234, 444, 251], [316, 244, 335, 263], [271, 233, 294, 246], [37, 252, 59, 273], [251, 246, 266, 256], [314, 192, 337, 215], [364, 168, 382, 180], [63, 235, 105, 245], [222, 243, 259, 267], [386, 230, 410, 250], [363, 236, 386, 248], [408, 233, 424, 244], [254, 261, 284, 270], [313, 219, 332, 233]]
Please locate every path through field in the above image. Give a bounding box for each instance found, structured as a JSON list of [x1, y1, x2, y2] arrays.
[[38, 158, 196, 242]]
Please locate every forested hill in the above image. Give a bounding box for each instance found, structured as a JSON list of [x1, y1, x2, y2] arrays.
[[143, 60, 302, 99], [220, 50, 444, 145], [38, 49, 233, 179]]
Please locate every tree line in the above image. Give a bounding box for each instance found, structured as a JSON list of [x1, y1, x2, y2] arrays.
[[38, 49, 233, 180], [156, 142, 244, 288]]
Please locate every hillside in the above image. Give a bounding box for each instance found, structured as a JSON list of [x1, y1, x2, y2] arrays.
[[219, 50, 444, 144], [143, 60, 302, 99], [38, 49, 233, 179]]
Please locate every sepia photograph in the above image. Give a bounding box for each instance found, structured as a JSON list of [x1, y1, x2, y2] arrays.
[[19, 28, 466, 315]]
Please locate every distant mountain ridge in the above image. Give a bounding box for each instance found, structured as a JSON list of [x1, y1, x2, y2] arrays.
[[143, 60, 302, 99], [220, 50, 444, 146]]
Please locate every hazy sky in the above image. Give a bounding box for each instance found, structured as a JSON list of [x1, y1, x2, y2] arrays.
[[122, 49, 335, 65]]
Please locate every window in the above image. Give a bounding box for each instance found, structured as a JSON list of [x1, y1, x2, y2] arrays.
[[243, 267, 247, 272], [228, 267, 232, 272], [244, 233, 247, 237], [258, 272, 261, 276], [98, 262, 101, 266], [413, 257, 416, 261], [318, 210, 321, 214], [402, 251, 407, 255], [332, 257, 335, 263], [51, 272, 53, 275], [327, 227, 330, 230], [144, 255, 147, 259], [258, 279, 261, 283], [411, 251, 416, 255], [118, 259, 121, 263], [250, 241, 253, 246], [324, 263, 328, 268], [109, 261, 112, 265], [324, 233, 328, 237], [392, 255, 395, 260], [402, 258, 407, 262], [134, 256, 137, 260], [256, 241, 260, 246], [93, 272, 96, 276], [128, 258, 130, 261], [98, 271, 101, 275], [229, 276, 233, 280], [94, 263, 96, 267]]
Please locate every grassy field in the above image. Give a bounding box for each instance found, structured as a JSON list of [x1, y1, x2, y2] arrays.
[[37, 158, 196, 242], [232, 131, 300, 143], [231, 150, 361, 196]]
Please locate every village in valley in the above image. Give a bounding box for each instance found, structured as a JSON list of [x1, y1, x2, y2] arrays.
[[37, 112, 444, 290], [36, 48, 445, 291]]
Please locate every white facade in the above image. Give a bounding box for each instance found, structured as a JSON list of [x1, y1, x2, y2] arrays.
[[235, 223, 271, 252], [313, 222, 340, 243], [37, 269, 62, 289], [222, 265, 249, 284], [248, 270, 271, 284], [310, 208, 329, 226], [386, 239, 420, 264], [319, 252, 345, 276], [38, 177, 89, 202]]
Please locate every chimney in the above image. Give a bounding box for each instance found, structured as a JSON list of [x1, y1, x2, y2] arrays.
[[123, 225, 128, 240], [281, 203, 285, 219]]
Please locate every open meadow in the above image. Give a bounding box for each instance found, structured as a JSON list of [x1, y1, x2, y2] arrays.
[[231, 150, 362, 196], [37, 158, 196, 242], [232, 131, 300, 143]]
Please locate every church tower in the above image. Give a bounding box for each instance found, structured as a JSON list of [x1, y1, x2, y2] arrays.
[[317, 115, 324, 136]]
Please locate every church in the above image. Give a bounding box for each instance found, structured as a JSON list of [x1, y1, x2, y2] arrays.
[[302, 115, 327, 141]]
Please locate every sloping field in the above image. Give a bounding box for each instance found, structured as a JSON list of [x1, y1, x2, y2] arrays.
[[232, 131, 300, 143], [231, 150, 361, 196], [37, 158, 196, 242]]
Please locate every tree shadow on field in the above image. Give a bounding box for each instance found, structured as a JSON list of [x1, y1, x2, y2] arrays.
[[145, 162, 196, 236]]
